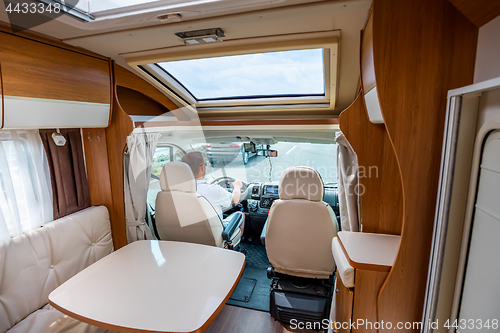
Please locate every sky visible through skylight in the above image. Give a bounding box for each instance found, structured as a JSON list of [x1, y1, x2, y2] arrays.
[[89, 0, 164, 13], [157, 49, 325, 100]]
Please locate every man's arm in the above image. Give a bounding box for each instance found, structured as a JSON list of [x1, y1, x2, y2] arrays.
[[231, 179, 243, 204]]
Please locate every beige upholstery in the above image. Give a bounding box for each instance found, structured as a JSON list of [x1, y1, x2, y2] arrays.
[[331, 237, 355, 288], [0, 206, 114, 333], [266, 166, 339, 279], [160, 161, 197, 193], [7, 304, 110, 333], [155, 162, 225, 247], [279, 166, 325, 201]]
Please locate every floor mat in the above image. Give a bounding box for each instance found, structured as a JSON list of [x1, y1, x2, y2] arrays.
[[229, 278, 257, 302], [239, 243, 270, 269], [227, 243, 271, 312], [227, 265, 271, 312]]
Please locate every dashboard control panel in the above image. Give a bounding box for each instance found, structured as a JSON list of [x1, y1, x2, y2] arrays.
[[263, 185, 279, 196], [260, 197, 276, 209], [246, 182, 339, 226]]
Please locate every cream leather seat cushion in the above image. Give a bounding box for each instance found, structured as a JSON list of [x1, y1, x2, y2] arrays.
[[266, 166, 339, 279], [7, 304, 113, 333], [331, 237, 355, 288], [0, 206, 113, 333], [155, 162, 224, 247]]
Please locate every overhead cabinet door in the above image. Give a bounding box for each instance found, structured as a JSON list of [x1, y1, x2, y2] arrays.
[[0, 32, 111, 129]]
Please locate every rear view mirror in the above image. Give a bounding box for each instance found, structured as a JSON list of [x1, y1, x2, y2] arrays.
[[244, 142, 256, 153], [269, 150, 278, 157]]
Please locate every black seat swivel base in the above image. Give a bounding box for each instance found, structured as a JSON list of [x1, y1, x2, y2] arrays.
[[268, 267, 333, 328]]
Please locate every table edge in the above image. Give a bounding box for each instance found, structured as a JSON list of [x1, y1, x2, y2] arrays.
[[49, 258, 246, 333]]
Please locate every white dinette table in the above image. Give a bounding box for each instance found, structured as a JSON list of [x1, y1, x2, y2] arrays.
[[49, 240, 245, 333]]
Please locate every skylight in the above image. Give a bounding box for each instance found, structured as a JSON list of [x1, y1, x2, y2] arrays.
[[156, 49, 325, 101], [89, 0, 167, 13]]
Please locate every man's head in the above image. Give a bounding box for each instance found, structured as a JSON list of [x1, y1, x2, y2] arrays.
[[181, 151, 206, 179]]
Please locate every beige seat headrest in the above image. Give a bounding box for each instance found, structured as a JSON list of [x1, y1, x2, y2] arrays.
[[278, 166, 324, 201], [160, 162, 197, 193]]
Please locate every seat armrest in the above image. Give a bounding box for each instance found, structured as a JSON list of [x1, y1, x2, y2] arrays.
[[260, 219, 268, 245], [222, 212, 244, 241]]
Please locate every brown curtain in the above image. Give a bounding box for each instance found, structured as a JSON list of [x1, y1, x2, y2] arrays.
[[39, 129, 90, 219]]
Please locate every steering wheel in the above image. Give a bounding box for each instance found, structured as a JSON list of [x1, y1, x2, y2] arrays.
[[210, 176, 251, 200]]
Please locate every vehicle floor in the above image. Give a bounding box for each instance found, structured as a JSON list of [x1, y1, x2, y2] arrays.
[[227, 241, 271, 312], [205, 305, 325, 333]]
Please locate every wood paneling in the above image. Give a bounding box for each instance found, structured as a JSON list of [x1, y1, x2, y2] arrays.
[[105, 85, 133, 249], [0, 22, 108, 60], [117, 86, 169, 116], [114, 64, 184, 118], [82, 128, 114, 220], [361, 13, 375, 93], [335, 270, 354, 333], [371, 0, 478, 330], [448, 0, 500, 27], [0, 32, 110, 104], [339, 93, 403, 235], [352, 270, 388, 333], [0, 61, 3, 128]]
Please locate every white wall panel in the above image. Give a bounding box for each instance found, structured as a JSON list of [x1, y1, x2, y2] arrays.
[[2, 96, 110, 129]]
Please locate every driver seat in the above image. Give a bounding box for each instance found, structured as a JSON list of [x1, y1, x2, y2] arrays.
[[155, 162, 244, 248]]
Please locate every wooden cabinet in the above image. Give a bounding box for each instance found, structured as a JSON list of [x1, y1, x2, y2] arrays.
[[333, 232, 400, 333], [335, 269, 354, 333], [0, 32, 110, 104]]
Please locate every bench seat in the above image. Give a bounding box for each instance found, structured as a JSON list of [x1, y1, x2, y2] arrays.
[[0, 206, 114, 333], [7, 304, 111, 333]]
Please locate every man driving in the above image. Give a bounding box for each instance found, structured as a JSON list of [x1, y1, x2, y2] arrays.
[[181, 151, 243, 219]]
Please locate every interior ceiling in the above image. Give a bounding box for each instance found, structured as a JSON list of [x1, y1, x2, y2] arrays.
[[154, 126, 339, 145], [0, 0, 371, 116]]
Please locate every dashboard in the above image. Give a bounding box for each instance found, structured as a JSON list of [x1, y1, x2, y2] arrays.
[[246, 182, 339, 217]]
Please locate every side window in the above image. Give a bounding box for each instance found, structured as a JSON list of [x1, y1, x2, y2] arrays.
[[148, 146, 173, 210], [175, 150, 183, 162], [151, 147, 172, 179], [0, 131, 53, 243]]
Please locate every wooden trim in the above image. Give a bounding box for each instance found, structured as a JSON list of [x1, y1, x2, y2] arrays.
[[108, 59, 114, 125], [361, 13, 375, 93], [0, 32, 110, 104], [335, 268, 354, 333], [105, 62, 134, 249], [0, 60, 4, 130], [0, 22, 108, 61], [370, 0, 478, 329], [114, 64, 183, 119], [339, 92, 403, 235], [117, 86, 170, 117], [352, 269, 388, 332], [82, 128, 114, 217], [49, 260, 245, 333], [448, 0, 500, 27]]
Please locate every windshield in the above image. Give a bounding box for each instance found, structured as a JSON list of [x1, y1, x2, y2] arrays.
[[147, 141, 336, 209], [204, 142, 336, 184]]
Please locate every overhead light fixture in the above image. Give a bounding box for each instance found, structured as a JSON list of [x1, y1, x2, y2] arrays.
[[157, 13, 182, 23], [175, 28, 225, 45]]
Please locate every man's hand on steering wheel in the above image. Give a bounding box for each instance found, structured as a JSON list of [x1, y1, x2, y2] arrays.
[[232, 179, 243, 189]]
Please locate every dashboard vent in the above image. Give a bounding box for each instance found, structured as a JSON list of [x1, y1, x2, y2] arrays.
[[252, 185, 260, 196]]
